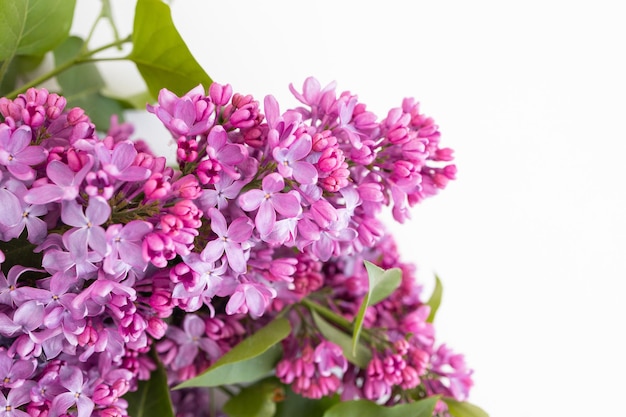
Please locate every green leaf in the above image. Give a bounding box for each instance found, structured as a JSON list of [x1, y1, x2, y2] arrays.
[[364, 261, 402, 305], [223, 377, 283, 417], [0, 0, 76, 61], [352, 261, 402, 354], [274, 384, 340, 417], [124, 354, 174, 417], [311, 311, 371, 368], [129, 0, 212, 99], [323, 397, 439, 417], [426, 275, 443, 323], [443, 398, 489, 417], [53, 36, 125, 129], [175, 317, 291, 389]]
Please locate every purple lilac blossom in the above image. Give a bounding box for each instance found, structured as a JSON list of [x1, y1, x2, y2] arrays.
[[0, 80, 466, 416]]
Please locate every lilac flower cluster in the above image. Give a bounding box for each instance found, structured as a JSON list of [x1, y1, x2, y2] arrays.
[[0, 77, 466, 416]]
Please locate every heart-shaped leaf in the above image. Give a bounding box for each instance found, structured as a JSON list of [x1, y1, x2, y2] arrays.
[[174, 316, 291, 389], [352, 261, 402, 354], [129, 0, 212, 99]]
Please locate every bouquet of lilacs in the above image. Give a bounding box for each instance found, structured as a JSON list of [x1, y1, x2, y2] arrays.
[[0, 1, 487, 416]]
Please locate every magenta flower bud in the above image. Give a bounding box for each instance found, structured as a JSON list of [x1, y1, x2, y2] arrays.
[[67, 107, 88, 125], [146, 316, 167, 339], [65, 148, 88, 172], [309, 200, 338, 229], [358, 182, 384, 202], [77, 325, 98, 346], [209, 82, 233, 106], [176, 137, 199, 162], [144, 173, 171, 201], [197, 158, 222, 185], [172, 175, 201, 200], [93, 384, 115, 405], [268, 258, 298, 282], [100, 406, 124, 417], [169, 199, 202, 228], [317, 147, 344, 172], [320, 168, 349, 192], [312, 130, 337, 152], [350, 141, 376, 165], [149, 288, 174, 317], [393, 160, 416, 179], [142, 232, 175, 268], [160, 214, 183, 235], [45, 93, 66, 119], [435, 147, 454, 161]]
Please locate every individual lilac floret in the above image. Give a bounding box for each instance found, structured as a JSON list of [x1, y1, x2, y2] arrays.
[[165, 314, 220, 370], [239, 173, 301, 236], [61, 196, 111, 257], [147, 85, 215, 137], [272, 135, 318, 185], [0, 382, 34, 417], [0, 124, 46, 181], [49, 366, 94, 417], [94, 141, 150, 182], [202, 208, 252, 275], [23, 157, 94, 204]]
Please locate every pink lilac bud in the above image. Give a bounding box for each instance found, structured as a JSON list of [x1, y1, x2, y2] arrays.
[[311, 130, 337, 152], [242, 126, 264, 148], [317, 147, 345, 172], [209, 82, 233, 106], [320, 168, 350, 192], [142, 232, 176, 268], [172, 176, 201, 200], [268, 258, 298, 282], [177, 137, 199, 162], [98, 406, 124, 417], [149, 288, 174, 318], [146, 316, 167, 339], [350, 141, 376, 165], [169, 200, 202, 228], [435, 147, 454, 161], [197, 157, 222, 185], [144, 173, 171, 201], [227, 94, 260, 129]]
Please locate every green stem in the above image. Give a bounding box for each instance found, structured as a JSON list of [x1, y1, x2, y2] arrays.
[[300, 297, 352, 331], [5, 35, 131, 99]]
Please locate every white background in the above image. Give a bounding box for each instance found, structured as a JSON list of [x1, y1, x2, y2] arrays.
[[71, 1, 626, 416]]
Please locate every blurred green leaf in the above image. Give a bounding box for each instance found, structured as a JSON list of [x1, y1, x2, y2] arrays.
[[0, 0, 76, 61], [274, 384, 340, 417], [426, 275, 443, 323], [175, 317, 291, 389], [124, 354, 174, 417], [129, 0, 212, 99], [443, 398, 489, 417], [311, 310, 371, 368], [364, 261, 402, 305], [53, 36, 125, 129], [352, 261, 402, 354], [323, 397, 439, 417], [223, 377, 283, 417]]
